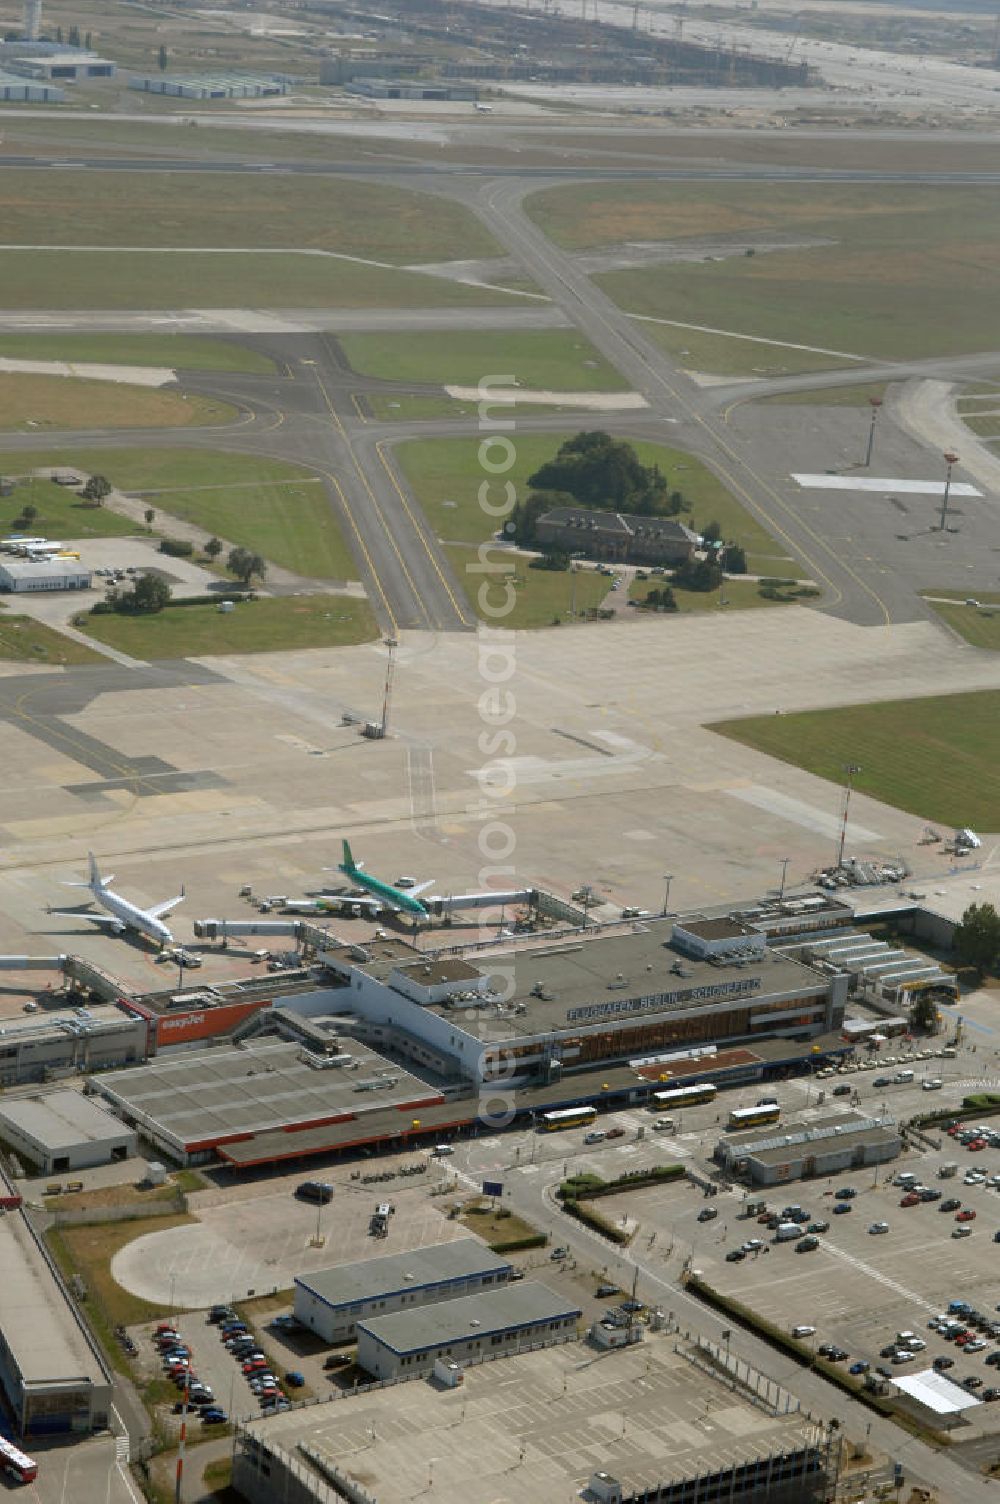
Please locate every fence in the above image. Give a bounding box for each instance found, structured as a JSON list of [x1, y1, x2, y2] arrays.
[[50, 1193, 186, 1228], [679, 1335, 801, 1417]]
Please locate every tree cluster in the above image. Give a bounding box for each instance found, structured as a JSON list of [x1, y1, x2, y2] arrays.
[[953, 902, 1000, 981], [527, 431, 670, 517], [639, 585, 677, 612], [81, 474, 111, 506], [108, 572, 172, 615]]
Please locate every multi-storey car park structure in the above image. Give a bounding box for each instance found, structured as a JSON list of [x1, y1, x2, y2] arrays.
[[233, 1335, 837, 1504]]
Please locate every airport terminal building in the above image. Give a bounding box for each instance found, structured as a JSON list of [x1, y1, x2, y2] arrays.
[[87, 914, 849, 1166]]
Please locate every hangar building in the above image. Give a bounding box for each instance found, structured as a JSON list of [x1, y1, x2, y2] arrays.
[[0, 557, 91, 592], [0, 1089, 136, 1176], [713, 1110, 902, 1186]]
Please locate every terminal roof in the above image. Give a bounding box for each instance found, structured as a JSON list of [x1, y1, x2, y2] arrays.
[[358, 1283, 581, 1355]]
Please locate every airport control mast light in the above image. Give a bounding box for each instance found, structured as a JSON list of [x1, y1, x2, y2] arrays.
[[863, 395, 883, 468], [938, 451, 960, 532], [837, 763, 862, 871]]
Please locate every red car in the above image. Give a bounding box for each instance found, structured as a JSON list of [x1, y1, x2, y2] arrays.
[[955, 1333, 973, 1346], [900, 1193, 921, 1207], [957, 1209, 977, 1221], [947, 1123, 966, 1136], [968, 1140, 987, 1151], [243, 1359, 269, 1374]]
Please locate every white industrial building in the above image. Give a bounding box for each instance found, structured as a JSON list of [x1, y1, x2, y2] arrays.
[[356, 1283, 581, 1382], [294, 1238, 513, 1344], [0, 1089, 136, 1176], [0, 557, 91, 592]]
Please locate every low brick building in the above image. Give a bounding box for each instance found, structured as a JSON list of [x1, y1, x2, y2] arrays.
[[535, 507, 699, 566]]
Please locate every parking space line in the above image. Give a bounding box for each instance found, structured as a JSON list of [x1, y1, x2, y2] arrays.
[[818, 1240, 937, 1315]]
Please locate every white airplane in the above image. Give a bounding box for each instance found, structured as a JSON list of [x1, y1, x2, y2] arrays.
[[51, 852, 185, 949]]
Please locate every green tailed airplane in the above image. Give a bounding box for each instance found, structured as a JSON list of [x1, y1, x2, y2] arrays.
[[329, 840, 434, 918]]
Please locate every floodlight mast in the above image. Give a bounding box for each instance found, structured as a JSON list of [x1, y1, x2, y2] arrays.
[[837, 764, 861, 870]]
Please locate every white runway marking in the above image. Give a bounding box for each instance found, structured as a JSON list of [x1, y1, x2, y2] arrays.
[[728, 784, 879, 841], [792, 474, 982, 498]]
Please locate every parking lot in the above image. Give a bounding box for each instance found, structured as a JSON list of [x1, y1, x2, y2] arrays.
[[700, 1120, 1000, 1418]]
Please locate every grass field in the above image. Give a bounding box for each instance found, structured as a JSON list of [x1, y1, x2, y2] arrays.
[[46, 1214, 194, 1372], [526, 183, 1000, 366], [0, 334, 274, 373], [445, 547, 610, 628], [629, 576, 794, 613], [964, 416, 1000, 438], [0, 447, 308, 494], [639, 321, 862, 380], [364, 394, 476, 422], [396, 433, 790, 570], [0, 250, 523, 312], [149, 481, 357, 581], [77, 595, 377, 659], [0, 612, 102, 664], [0, 169, 502, 264], [0, 374, 234, 431], [757, 382, 889, 408], [924, 592, 1000, 650], [711, 691, 1000, 830], [336, 331, 627, 391], [0, 474, 138, 539]]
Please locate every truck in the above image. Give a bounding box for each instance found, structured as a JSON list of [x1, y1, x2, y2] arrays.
[[774, 1222, 802, 1242]]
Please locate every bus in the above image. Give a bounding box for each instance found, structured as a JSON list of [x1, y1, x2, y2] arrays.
[[727, 1103, 781, 1131], [540, 1106, 598, 1132], [650, 1083, 717, 1111], [0, 1437, 38, 1484]]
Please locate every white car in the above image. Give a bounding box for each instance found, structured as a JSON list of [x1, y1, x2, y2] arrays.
[[792, 1325, 816, 1338], [869, 1222, 890, 1235], [892, 1350, 916, 1364], [922, 1079, 943, 1092], [901, 1337, 926, 1351], [965, 1340, 988, 1353]]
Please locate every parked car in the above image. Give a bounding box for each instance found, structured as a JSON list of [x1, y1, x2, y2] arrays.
[[941, 1200, 962, 1213], [832, 1203, 853, 1215], [953, 1226, 973, 1238], [796, 1236, 819, 1252], [849, 1361, 870, 1376], [697, 1207, 718, 1222], [807, 1220, 829, 1233], [792, 1325, 816, 1338], [202, 1409, 227, 1424], [295, 1181, 333, 1204], [832, 1084, 852, 1097], [285, 1371, 306, 1388], [209, 1306, 235, 1324], [869, 1222, 890, 1235], [933, 1357, 955, 1371], [957, 1209, 977, 1221], [725, 1249, 746, 1262], [596, 1283, 619, 1298], [835, 1188, 857, 1200]]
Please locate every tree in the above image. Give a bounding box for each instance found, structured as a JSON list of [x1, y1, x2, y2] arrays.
[[953, 902, 1000, 981], [642, 585, 676, 612], [68, 23, 80, 46], [144, 508, 156, 528], [117, 572, 172, 615], [204, 536, 223, 562], [55, 24, 63, 43], [227, 546, 266, 587], [701, 520, 722, 545], [726, 544, 747, 574], [158, 43, 168, 71], [674, 557, 722, 593], [82, 474, 111, 505], [20, 503, 37, 524], [84, 31, 92, 49], [910, 992, 939, 1034]]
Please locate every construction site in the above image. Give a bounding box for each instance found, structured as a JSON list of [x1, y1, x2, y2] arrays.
[[322, 0, 814, 88]]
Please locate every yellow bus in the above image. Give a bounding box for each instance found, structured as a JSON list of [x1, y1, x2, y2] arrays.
[[540, 1106, 598, 1132]]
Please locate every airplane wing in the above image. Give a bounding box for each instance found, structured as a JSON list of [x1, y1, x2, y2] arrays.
[[48, 909, 121, 928], [148, 892, 184, 920], [407, 880, 435, 897]]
